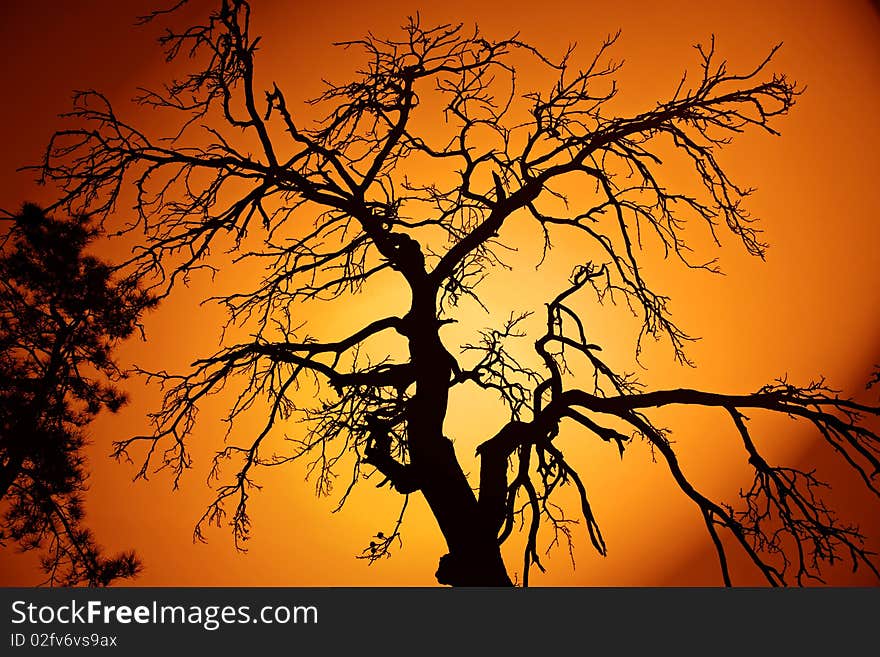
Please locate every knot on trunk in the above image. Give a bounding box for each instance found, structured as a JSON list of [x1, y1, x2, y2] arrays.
[[363, 415, 420, 493]]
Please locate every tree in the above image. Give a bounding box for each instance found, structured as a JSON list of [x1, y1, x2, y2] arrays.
[[33, 0, 880, 586], [0, 203, 153, 585]]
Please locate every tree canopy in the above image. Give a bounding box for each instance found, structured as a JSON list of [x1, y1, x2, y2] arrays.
[[0, 204, 153, 585], [32, 0, 880, 586]]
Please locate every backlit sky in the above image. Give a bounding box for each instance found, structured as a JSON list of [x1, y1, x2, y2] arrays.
[[0, 0, 879, 586]]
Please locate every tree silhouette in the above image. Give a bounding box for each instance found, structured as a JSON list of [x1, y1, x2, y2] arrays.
[[33, 0, 880, 586], [0, 204, 153, 585]]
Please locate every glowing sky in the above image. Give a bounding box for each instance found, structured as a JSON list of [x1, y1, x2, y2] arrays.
[[0, 0, 878, 586]]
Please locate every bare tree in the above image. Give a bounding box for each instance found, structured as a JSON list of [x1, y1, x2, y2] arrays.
[[0, 204, 152, 585], [33, 0, 880, 586]]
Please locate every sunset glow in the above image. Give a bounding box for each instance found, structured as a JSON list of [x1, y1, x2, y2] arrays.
[[1, 0, 878, 587]]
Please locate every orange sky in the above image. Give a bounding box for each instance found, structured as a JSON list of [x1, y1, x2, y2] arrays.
[[0, 0, 879, 587]]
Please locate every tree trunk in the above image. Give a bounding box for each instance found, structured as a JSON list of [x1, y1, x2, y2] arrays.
[[406, 295, 512, 587]]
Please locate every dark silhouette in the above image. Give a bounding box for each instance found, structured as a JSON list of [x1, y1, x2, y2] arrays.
[[0, 204, 153, 585], [33, 0, 880, 586]]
